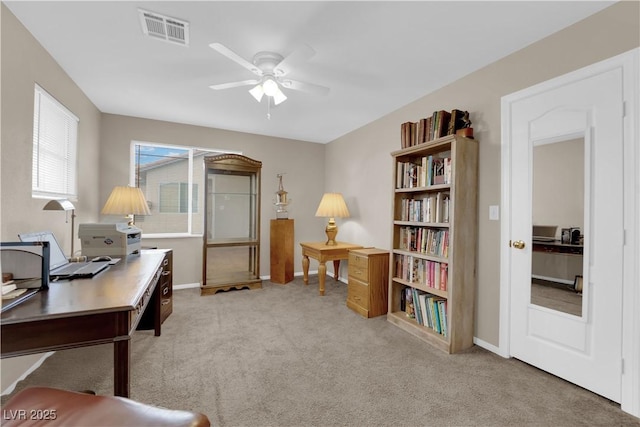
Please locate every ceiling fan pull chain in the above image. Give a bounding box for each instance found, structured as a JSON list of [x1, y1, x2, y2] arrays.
[[267, 97, 272, 120]]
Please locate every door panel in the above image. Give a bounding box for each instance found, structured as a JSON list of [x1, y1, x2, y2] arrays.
[[507, 67, 623, 402]]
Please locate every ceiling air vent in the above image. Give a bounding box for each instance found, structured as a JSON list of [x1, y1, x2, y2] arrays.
[[138, 9, 189, 46]]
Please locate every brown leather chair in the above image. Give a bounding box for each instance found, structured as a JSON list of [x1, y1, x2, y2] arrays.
[[1, 386, 210, 427]]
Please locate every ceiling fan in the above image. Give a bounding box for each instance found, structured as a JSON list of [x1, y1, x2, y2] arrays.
[[208, 42, 330, 114]]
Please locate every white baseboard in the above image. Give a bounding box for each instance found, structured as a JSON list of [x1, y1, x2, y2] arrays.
[[173, 282, 200, 290], [2, 352, 55, 396], [473, 337, 506, 357]]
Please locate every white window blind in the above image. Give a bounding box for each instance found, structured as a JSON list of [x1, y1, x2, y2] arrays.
[[32, 84, 79, 199]]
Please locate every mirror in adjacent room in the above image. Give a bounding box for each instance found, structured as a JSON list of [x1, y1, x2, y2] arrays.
[[531, 137, 584, 317]]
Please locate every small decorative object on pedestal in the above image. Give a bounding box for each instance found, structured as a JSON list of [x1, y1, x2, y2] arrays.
[[455, 111, 473, 138], [274, 174, 291, 219]]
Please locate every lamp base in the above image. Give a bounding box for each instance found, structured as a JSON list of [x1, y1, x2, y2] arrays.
[[325, 219, 338, 246]]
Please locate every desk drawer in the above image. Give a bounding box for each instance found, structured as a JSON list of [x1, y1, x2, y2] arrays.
[[349, 253, 369, 282], [347, 278, 369, 310]]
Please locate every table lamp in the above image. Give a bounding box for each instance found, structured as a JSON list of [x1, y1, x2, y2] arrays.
[[101, 186, 151, 226], [43, 199, 76, 257], [315, 193, 350, 245]]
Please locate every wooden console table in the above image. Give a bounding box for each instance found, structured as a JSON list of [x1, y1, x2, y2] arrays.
[[300, 241, 363, 295], [0, 250, 166, 398]]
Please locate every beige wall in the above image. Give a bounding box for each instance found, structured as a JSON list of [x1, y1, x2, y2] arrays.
[[99, 114, 326, 285], [0, 4, 102, 391], [325, 1, 640, 346]]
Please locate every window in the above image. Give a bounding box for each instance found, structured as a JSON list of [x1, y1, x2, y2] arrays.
[[159, 183, 198, 213], [131, 141, 236, 236], [32, 84, 79, 199]]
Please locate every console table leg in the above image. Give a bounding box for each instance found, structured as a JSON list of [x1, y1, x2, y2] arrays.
[[114, 339, 130, 398], [302, 255, 309, 285], [318, 262, 326, 296], [333, 260, 340, 280]]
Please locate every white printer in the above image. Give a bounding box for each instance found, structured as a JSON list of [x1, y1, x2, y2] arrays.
[[79, 223, 142, 257]]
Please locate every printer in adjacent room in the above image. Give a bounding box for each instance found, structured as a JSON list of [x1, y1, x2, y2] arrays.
[[79, 223, 142, 257]]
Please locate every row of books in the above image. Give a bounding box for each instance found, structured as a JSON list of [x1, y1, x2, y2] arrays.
[[400, 109, 469, 148], [396, 152, 452, 189], [398, 227, 449, 258], [399, 193, 450, 223], [394, 254, 448, 291], [400, 287, 448, 336]]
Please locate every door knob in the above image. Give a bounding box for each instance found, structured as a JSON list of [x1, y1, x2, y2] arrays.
[[512, 240, 525, 249]]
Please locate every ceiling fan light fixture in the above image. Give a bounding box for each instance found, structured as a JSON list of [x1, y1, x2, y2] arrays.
[[273, 87, 287, 105], [262, 78, 279, 97], [249, 84, 264, 102]]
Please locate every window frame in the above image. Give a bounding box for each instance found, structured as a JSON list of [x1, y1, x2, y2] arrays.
[[130, 140, 240, 238]]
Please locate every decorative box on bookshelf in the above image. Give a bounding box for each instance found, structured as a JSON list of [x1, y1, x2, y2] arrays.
[[388, 134, 478, 354]]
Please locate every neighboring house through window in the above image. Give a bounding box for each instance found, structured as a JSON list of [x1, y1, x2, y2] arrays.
[[32, 84, 79, 200], [131, 141, 237, 236]]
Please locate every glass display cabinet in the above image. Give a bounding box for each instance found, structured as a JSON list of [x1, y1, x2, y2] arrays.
[[202, 154, 262, 295]]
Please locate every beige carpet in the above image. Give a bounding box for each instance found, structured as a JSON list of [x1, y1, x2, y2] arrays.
[[2, 276, 638, 427]]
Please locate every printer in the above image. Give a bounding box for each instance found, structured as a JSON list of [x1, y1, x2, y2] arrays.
[[79, 223, 142, 257]]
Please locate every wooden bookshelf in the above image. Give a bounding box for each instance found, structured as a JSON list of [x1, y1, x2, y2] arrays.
[[388, 134, 478, 353]]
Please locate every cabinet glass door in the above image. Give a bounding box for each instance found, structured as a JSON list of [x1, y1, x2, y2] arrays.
[[202, 155, 262, 294]]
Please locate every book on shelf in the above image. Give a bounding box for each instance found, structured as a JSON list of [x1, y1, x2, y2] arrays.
[[399, 110, 471, 148], [399, 285, 448, 336], [404, 287, 415, 319], [437, 299, 448, 337], [447, 109, 468, 135], [396, 153, 451, 189], [397, 228, 449, 258], [394, 254, 449, 292]]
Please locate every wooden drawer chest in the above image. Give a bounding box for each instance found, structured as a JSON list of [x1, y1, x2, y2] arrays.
[[347, 248, 389, 318], [138, 249, 173, 330], [159, 249, 173, 323]]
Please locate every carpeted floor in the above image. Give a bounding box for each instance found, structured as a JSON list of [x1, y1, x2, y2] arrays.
[[2, 275, 638, 426]]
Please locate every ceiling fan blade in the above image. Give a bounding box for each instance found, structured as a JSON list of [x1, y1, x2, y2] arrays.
[[209, 79, 260, 90], [273, 44, 316, 76], [209, 42, 262, 76], [279, 79, 330, 96]]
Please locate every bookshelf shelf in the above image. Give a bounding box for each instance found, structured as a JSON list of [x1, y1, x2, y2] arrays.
[[388, 133, 478, 354]]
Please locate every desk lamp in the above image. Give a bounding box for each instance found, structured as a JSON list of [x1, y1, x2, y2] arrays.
[[315, 193, 350, 246], [101, 186, 151, 226], [43, 199, 76, 257]]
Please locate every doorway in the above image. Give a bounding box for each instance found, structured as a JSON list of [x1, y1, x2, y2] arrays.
[[499, 48, 639, 416]]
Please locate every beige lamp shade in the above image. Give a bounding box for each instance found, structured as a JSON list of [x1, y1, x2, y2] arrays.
[[315, 193, 350, 218], [315, 193, 350, 245], [101, 186, 151, 225]]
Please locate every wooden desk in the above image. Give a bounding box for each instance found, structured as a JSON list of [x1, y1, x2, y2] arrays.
[[300, 242, 363, 295], [532, 240, 583, 285], [0, 250, 166, 398]]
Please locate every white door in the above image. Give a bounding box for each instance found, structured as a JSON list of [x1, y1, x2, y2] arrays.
[[504, 65, 624, 401]]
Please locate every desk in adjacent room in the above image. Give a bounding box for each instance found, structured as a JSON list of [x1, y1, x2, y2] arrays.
[[300, 241, 363, 295], [0, 250, 167, 398], [532, 240, 583, 285]]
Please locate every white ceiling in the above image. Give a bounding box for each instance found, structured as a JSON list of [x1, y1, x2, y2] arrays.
[[4, 1, 614, 143]]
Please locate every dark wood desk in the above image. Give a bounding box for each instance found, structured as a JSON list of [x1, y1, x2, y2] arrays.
[[1, 250, 166, 398]]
